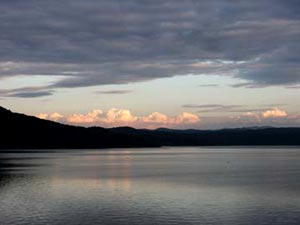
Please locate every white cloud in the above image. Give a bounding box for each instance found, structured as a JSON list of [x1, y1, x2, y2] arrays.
[[36, 112, 64, 121], [37, 108, 200, 128], [262, 108, 287, 118], [105, 108, 137, 124], [36, 113, 48, 120], [142, 112, 170, 124], [142, 112, 200, 125], [35, 107, 299, 129], [67, 109, 103, 124], [49, 112, 63, 121], [174, 112, 200, 124], [227, 108, 289, 126]]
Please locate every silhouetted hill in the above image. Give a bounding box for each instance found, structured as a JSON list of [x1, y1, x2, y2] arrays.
[[1, 106, 300, 149], [0, 106, 160, 149]]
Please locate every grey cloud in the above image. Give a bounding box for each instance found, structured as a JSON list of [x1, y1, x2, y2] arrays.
[[183, 104, 241, 108], [198, 84, 219, 87], [182, 103, 284, 113], [8, 91, 53, 98], [229, 82, 271, 89], [183, 104, 242, 109], [183, 104, 244, 113], [230, 82, 259, 88], [286, 85, 300, 89], [0, 86, 54, 98], [199, 116, 300, 130], [0, 0, 300, 94], [96, 90, 133, 94], [183, 104, 219, 108], [263, 103, 287, 107], [0, 86, 49, 93]]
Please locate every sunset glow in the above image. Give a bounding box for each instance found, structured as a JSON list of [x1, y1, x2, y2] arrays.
[[0, 0, 299, 129]]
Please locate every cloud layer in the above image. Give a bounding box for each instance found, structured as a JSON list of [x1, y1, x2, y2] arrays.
[[95, 90, 133, 95], [262, 108, 287, 118], [34, 107, 300, 129], [182, 104, 284, 114], [1, 0, 300, 97], [36, 108, 200, 128]]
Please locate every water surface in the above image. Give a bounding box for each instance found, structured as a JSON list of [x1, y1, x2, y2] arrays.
[[0, 147, 300, 225]]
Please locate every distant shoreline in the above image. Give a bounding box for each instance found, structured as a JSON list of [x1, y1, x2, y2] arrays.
[[1, 106, 300, 150]]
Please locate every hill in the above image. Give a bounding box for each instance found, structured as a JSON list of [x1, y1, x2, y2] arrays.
[[1, 106, 300, 149]]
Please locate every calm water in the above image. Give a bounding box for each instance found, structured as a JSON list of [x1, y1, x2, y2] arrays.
[[0, 147, 300, 225]]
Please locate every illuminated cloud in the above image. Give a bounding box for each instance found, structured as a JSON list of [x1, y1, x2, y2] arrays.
[[229, 112, 261, 125], [36, 113, 49, 120], [232, 108, 288, 122], [262, 108, 287, 118], [49, 112, 64, 121], [67, 108, 137, 125], [174, 112, 200, 124], [219, 108, 290, 128], [36, 112, 64, 121], [142, 112, 169, 124], [142, 112, 200, 125], [37, 108, 200, 128], [33, 107, 300, 129], [67, 109, 104, 124], [105, 108, 137, 123]]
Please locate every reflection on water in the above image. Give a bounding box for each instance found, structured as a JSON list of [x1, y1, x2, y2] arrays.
[[0, 147, 300, 225]]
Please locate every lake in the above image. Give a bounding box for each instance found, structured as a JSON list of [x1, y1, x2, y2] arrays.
[[0, 147, 300, 225]]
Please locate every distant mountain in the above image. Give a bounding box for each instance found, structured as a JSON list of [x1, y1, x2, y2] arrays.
[[1, 106, 300, 149]]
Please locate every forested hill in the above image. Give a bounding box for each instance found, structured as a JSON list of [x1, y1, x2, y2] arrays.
[[1, 106, 300, 149]]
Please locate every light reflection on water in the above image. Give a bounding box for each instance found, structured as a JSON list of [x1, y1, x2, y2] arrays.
[[0, 147, 300, 225]]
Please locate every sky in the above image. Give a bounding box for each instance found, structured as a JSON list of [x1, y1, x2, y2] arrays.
[[0, 0, 300, 129]]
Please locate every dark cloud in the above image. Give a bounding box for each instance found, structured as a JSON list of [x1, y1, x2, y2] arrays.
[[183, 104, 243, 108], [199, 116, 300, 130], [198, 84, 219, 87], [8, 91, 53, 98], [182, 103, 284, 113], [183, 104, 242, 109], [230, 82, 263, 88], [183, 104, 244, 113], [285, 85, 300, 89], [0, 0, 300, 95], [263, 103, 287, 107], [0, 86, 54, 98], [96, 90, 133, 94]]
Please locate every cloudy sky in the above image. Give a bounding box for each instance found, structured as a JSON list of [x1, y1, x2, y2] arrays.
[[1, 0, 300, 129]]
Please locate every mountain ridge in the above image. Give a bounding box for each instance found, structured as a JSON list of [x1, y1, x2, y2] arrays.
[[1, 106, 300, 149]]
